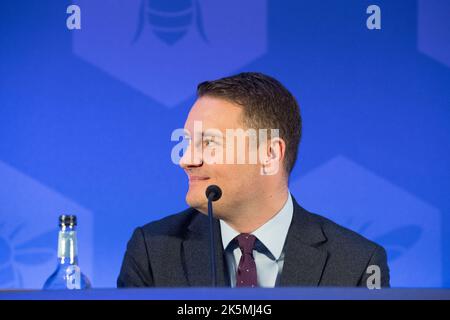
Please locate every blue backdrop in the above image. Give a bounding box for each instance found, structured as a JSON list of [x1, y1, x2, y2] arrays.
[[1, 0, 449, 289]]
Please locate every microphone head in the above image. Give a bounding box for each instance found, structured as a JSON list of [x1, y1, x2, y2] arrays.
[[205, 185, 222, 202]]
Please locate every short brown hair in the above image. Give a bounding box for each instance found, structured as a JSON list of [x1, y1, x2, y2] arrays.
[[197, 72, 302, 175]]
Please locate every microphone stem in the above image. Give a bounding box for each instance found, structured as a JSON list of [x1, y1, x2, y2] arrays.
[[208, 195, 217, 287]]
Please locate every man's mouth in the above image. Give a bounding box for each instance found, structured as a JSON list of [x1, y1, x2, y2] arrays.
[[188, 175, 209, 183], [188, 176, 210, 183]]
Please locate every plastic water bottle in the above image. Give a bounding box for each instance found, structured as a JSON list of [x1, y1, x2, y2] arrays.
[[43, 215, 91, 290]]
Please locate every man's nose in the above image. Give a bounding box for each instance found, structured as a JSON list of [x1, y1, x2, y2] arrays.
[[179, 142, 203, 169]]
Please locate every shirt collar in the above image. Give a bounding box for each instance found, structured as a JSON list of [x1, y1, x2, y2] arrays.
[[220, 192, 294, 260]]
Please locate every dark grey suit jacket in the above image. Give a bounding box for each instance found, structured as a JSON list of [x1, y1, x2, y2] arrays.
[[117, 197, 390, 287]]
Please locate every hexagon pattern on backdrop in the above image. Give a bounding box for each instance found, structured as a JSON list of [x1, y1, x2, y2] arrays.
[[418, 0, 450, 68], [0, 161, 93, 289], [72, 0, 267, 107], [290, 155, 442, 287], [1, 1, 448, 289]]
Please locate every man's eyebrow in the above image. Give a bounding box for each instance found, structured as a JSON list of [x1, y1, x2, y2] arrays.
[[203, 132, 218, 138], [203, 130, 225, 137], [184, 131, 204, 141], [184, 131, 221, 139]]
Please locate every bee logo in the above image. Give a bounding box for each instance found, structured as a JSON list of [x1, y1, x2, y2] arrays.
[[132, 0, 209, 45], [0, 222, 55, 288]]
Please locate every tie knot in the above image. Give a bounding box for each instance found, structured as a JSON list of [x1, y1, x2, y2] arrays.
[[236, 233, 256, 255]]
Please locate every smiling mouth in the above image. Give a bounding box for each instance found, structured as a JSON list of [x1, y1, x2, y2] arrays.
[[188, 176, 210, 182]]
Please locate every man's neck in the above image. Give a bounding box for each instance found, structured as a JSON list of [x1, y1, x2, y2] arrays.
[[222, 187, 289, 234]]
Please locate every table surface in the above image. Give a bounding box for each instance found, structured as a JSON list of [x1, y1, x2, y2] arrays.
[[1, 287, 450, 300]]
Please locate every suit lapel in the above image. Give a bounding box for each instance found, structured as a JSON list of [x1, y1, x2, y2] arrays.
[[181, 198, 328, 287], [182, 211, 230, 287], [279, 198, 328, 286]]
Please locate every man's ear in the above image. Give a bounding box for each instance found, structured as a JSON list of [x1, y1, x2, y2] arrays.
[[260, 137, 286, 176]]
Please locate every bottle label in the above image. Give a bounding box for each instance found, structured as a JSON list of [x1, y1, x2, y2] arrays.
[[58, 231, 78, 262], [66, 265, 81, 289]]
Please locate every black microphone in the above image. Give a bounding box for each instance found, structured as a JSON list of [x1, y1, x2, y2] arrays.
[[205, 185, 222, 287], [206, 185, 222, 202]]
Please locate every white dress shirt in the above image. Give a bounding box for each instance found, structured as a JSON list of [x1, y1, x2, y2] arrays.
[[219, 192, 294, 287]]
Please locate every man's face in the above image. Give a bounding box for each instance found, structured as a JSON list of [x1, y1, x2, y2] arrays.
[[180, 96, 262, 217]]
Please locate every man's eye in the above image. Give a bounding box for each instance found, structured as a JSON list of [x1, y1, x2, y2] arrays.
[[203, 139, 214, 147]]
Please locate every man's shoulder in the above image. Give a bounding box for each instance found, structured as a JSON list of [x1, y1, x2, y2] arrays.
[[136, 203, 384, 255], [296, 205, 390, 286], [138, 207, 199, 238], [304, 208, 383, 255]]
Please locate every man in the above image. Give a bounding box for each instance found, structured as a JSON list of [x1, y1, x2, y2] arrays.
[[117, 72, 390, 288]]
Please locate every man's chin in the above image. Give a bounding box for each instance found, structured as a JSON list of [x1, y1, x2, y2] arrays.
[[186, 193, 208, 213]]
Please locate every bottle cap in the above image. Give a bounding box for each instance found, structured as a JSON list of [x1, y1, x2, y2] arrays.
[[59, 215, 77, 227]]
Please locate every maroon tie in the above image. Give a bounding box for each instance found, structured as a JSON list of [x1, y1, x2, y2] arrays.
[[235, 233, 258, 287]]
